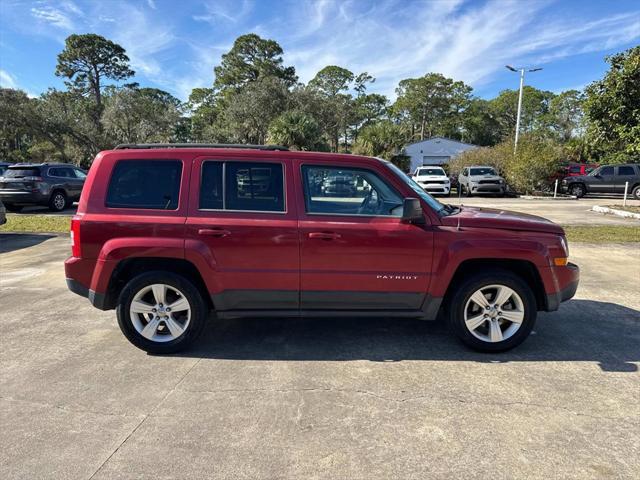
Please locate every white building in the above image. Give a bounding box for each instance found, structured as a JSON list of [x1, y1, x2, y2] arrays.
[[404, 137, 478, 173]]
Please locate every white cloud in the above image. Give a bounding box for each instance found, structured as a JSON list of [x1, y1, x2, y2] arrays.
[[30, 6, 75, 30], [146, 0, 157, 9], [193, 0, 253, 24], [0, 69, 18, 89]]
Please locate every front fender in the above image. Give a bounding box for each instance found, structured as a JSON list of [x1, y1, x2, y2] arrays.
[[429, 228, 552, 298]]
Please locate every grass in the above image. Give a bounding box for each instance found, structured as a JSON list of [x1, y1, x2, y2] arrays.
[[0, 214, 71, 233], [1, 214, 638, 243], [564, 225, 640, 243]]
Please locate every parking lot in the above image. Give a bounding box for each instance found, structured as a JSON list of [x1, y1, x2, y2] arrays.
[[1, 201, 639, 479]]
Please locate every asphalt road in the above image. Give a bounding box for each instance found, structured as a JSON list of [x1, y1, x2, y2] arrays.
[[447, 196, 640, 225], [0, 233, 638, 479]]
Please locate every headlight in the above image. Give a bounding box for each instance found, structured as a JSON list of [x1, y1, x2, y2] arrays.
[[445, 179, 450, 184], [499, 179, 505, 184], [560, 236, 569, 257]]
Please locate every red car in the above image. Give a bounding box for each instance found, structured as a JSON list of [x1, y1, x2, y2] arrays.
[[65, 144, 579, 354]]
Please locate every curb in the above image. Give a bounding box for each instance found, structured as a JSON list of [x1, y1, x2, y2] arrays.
[[519, 195, 577, 200], [592, 205, 640, 220]]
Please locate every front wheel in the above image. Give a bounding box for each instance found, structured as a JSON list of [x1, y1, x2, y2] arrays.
[[116, 271, 208, 353], [447, 271, 537, 352]]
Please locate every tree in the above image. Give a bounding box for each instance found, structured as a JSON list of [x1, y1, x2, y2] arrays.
[[187, 88, 219, 142], [489, 86, 555, 140], [352, 120, 408, 161], [547, 90, 585, 142], [460, 98, 501, 146], [214, 34, 297, 91], [308, 66, 355, 151], [584, 46, 640, 162], [394, 73, 472, 141], [102, 86, 183, 144], [55, 34, 134, 119], [220, 77, 289, 144], [267, 110, 325, 150]]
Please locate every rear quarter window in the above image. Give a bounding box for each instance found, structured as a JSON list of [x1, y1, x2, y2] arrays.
[[106, 160, 182, 210], [5, 167, 41, 177]]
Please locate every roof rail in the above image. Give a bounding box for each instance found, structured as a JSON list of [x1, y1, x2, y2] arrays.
[[114, 143, 289, 151]]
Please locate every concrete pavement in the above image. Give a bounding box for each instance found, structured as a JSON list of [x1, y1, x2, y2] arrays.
[[0, 234, 638, 479]]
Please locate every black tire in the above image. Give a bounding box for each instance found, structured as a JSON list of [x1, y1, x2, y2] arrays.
[[447, 270, 537, 353], [4, 204, 22, 213], [49, 190, 67, 212], [116, 271, 208, 354], [568, 183, 586, 198], [632, 185, 640, 200]]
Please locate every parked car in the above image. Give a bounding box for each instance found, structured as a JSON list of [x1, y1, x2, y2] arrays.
[[321, 172, 357, 197], [412, 166, 451, 196], [65, 144, 579, 354], [0, 162, 10, 177], [0, 163, 87, 212], [561, 164, 640, 199], [0, 199, 6, 226], [458, 166, 506, 196]]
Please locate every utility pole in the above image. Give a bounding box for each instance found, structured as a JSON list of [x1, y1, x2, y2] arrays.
[[506, 65, 542, 153]]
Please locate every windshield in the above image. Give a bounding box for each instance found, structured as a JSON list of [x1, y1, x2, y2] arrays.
[[470, 167, 496, 176], [384, 162, 446, 213], [4, 167, 41, 178], [416, 167, 445, 176]]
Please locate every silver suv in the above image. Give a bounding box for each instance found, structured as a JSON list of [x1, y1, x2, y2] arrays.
[[458, 166, 506, 197]]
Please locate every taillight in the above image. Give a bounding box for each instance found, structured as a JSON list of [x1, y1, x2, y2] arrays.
[[70, 218, 81, 257]]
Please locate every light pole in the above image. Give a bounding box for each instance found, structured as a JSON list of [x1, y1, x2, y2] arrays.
[[505, 65, 542, 153]]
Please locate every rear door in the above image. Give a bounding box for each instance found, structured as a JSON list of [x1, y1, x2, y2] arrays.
[[185, 156, 299, 311], [296, 160, 433, 311], [615, 165, 637, 194]]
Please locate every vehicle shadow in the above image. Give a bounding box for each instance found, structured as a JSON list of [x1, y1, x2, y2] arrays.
[[180, 300, 639, 372], [0, 233, 56, 253]]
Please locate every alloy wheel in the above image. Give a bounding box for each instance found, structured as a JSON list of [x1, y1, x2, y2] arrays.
[[129, 283, 191, 343], [53, 193, 66, 210], [463, 284, 525, 343]]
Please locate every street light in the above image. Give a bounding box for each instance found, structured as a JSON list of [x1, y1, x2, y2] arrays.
[[505, 65, 543, 153]]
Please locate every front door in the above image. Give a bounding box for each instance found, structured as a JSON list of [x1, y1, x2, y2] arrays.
[[296, 162, 433, 311], [186, 156, 299, 311], [593, 166, 616, 194]]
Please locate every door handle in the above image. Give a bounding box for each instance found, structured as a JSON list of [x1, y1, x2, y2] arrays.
[[198, 228, 231, 237], [308, 232, 341, 240]]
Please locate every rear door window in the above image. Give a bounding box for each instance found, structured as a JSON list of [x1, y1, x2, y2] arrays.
[[618, 166, 635, 176], [106, 160, 182, 210], [225, 162, 284, 212], [199, 161, 285, 212], [5, 167, 41, 178]]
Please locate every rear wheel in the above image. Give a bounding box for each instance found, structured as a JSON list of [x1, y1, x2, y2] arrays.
[[49, 191, 67, 212], [4, 204, 22, 213], [447, 270, 537, 352], [569, 183, 586, 198], [632, 185, 640, 200], [116, 271, 208, 354]]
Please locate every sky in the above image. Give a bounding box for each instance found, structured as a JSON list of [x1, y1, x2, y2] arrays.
[[0, 0, 639, 101]]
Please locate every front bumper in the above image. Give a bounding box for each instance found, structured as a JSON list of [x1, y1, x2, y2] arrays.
[[418, 183, 450, 195], [470, 184, 504, 194], [545, 262, 580, 311]]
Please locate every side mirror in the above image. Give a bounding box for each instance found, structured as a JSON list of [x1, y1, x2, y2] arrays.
[[401, 197, 425, 224]]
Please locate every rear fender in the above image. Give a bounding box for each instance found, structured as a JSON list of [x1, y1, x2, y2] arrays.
[[91, 237, 184, 293]]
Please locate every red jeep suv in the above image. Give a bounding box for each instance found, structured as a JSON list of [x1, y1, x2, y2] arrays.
[[65, 144, 579, 353]]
